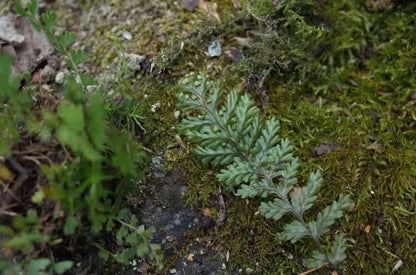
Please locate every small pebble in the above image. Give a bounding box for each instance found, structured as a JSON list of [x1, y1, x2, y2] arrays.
[[55, 72, 65, 84], [122, 31, 133, 41], [246, 268, 254, 274], [126, 53, 146, 71], [208, 40, 222, 57], [151, 102, 161, 113], [174, 110, 180, 119]]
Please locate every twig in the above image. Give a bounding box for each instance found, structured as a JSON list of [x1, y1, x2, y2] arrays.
[[299, 263, 328, 275]]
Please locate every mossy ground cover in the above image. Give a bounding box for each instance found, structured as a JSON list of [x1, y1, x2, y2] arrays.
[[1, 0, 416, 274]]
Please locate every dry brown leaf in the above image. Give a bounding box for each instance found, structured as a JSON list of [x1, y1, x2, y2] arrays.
[[290, 187, 302, 199], [348, 201, 356, 212], [203, 208, 212, 217], [199, 0, 221, 23], [0, 163, 13, 181], [187, 253, 195, 261], [364, 225, 371, 233]]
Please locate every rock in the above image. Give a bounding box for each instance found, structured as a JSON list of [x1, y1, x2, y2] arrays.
[[151, 102, 161, 113], [0, 15, 25, 45], [174, 110, 180, 119], [126, 53, 146, 71], [40, 65, 56, 83], [181, 0, 199, 12], [0, 15, 54, 78], [55, 72, 65, 84], [121, 31, 132, 41], [208, 40, 222, 57], [246, 268, 254, 274]]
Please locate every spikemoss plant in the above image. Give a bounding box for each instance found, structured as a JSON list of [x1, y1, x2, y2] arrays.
[[177, 74, 351, 273]]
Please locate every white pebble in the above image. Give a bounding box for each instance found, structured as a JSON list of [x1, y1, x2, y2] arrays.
[[55, 72, 65, 84]]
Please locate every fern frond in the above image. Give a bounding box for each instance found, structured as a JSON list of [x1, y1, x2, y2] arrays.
[[327, 235, 348, 267], [291, 171, 323, 215], [278, 220, 309, 243], [177, 74, 351, 274], [308, 194, 351, 239]]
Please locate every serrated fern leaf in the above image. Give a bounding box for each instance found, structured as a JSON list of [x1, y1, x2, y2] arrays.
[[194, 146, 237, 167], [327, 235, 348, 267], [291, 170, 323, 215], [308, 194, 351, 239], [259, 199, 292, 221], [236, 182, 266, 198], [217, 160, 258, 189], [278, 220, 309, 243], [307, 250, 327, 269]]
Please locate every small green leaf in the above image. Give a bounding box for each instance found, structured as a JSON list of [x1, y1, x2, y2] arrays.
[[327, 235, 348, 268], [136, 244, 149, 257], [117, 208, 129, 220], [53, 261, 73, 274], [41, 12, 57, 32], [26, 0, 38, 17], [25, 209, 39, 224], [259, 199, 292, 221], [71, 49, 89, 67], [278, 220, 308, 243], [58, 31, 76, 52], [307, 250, 327, 269], [27, 258, 51, 275], [64, 216, 80, 235], [79, 73, 98, 86], [116, 226, 128, 241], [15, 1, 27, 16], [125, 232, 140, 245]]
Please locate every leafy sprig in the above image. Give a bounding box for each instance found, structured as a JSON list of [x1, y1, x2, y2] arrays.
[[178, 74, 351, 273]]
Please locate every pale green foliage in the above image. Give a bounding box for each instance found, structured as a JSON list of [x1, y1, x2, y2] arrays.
[[178, 75, 351, 272]]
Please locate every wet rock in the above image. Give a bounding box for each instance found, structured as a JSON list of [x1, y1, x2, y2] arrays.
[[181, 0, 199, 12], [208, 40, 222, 57]]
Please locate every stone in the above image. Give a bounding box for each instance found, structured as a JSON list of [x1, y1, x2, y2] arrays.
[[208, 40, 222, 57], [126, 53, 146, 71], [55, 72, 65, 84]]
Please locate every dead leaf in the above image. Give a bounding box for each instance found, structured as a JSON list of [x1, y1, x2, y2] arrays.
[[187, 253, 194, 261], [234, 37, 252, 47], [364, 225, 371, 233], [392, 259, 403, 272], [200, 0, 221, 23], [367, 141, 383, 153], [331, 271, 338, 275], [203, 208, 212, 217], [290, 187, 302, 199], [348, 201, 356, 212], [312, 141, 341, 157], [0, 163, 13, 181]]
